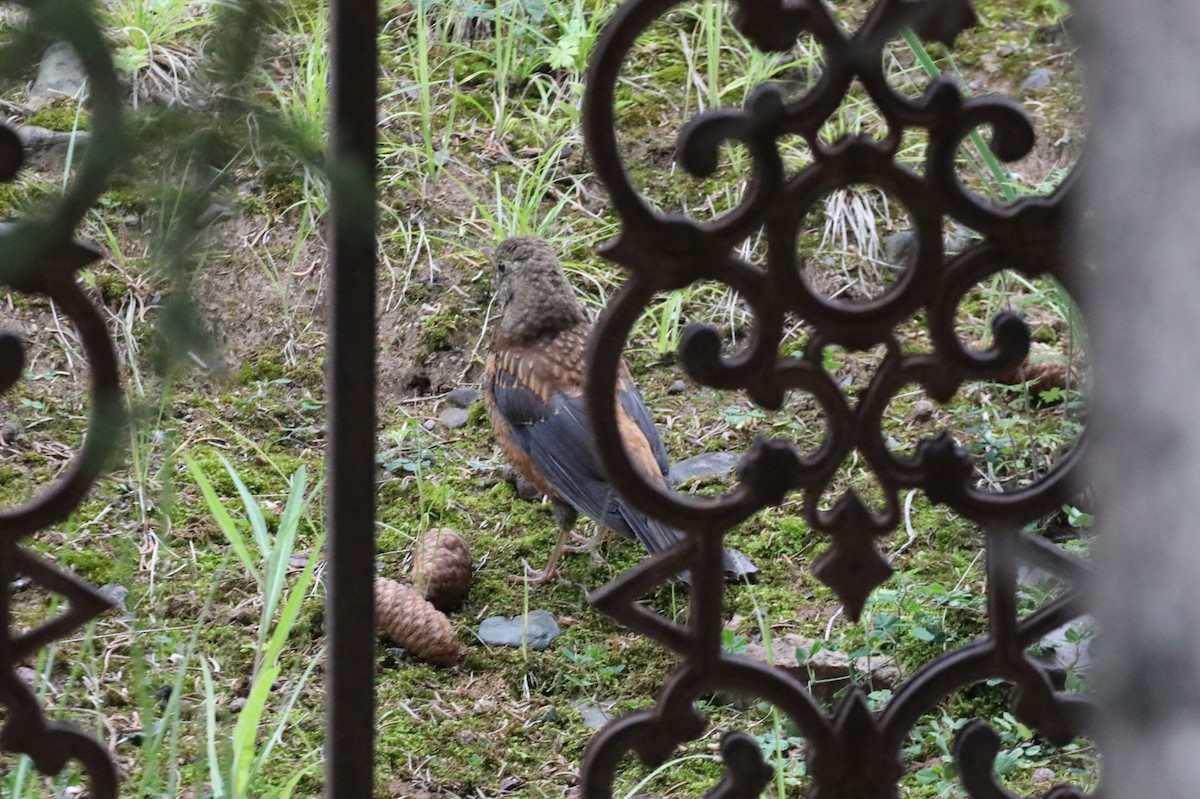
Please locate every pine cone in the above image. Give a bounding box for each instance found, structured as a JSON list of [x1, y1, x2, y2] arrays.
[[411, 528, 471, 611], [375, 579, 460, 666], [995, 359, 1071, 397]]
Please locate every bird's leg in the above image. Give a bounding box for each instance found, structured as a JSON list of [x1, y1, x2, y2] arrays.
[[564, 526, 610, 565], [510, 502, 578, 584]]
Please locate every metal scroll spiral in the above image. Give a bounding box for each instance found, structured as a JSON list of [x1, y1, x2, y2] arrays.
[[0, 1, 128, 795], [580, 0, 1092, 797]]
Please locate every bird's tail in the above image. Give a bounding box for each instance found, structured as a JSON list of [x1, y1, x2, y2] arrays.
[[627, 510, 759, 583]]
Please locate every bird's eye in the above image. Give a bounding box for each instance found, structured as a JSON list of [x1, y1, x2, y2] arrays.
[[497, 261, 507, 274]]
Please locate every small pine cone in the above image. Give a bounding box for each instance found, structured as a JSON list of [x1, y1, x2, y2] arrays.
[[1017, 360, 1070, 394], [994, 359, 1071, 398], [411, 528, 471, 611], [375, 579, 460, 666]]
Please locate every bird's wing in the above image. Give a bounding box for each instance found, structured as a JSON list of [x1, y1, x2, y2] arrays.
[[617, 366, 670, 477], [488, 338, 682, 553]]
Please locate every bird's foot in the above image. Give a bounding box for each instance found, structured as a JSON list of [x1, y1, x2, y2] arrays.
[[507, 558, 569, 586], [563, 530, 607, 564]]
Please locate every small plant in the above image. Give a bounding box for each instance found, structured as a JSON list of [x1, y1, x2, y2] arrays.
[[184, 453, 325, 799], [558, 644, 627, 691]]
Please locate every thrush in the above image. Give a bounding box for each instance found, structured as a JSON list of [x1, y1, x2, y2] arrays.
[[484, 235, 758, 584]]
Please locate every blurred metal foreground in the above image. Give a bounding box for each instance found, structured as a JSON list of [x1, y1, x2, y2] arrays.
[[326, 0, 379, 792]]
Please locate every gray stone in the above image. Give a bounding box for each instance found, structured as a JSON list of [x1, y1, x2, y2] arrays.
[[98, 583, 129, 610], [439, 407, 470, 429], [0, 421, 20, 445], [29, 43, 88, 105], [883, 230, 917, 269], [666, 379, 687, 395], [1017, 565, 1060, 587], [196, 202, 232, 227], [1021, 67, 1054, 91], [945, 228, 975, 255], [504, 464, 543, 501], [909, 399, 936, 423], [422, 419, 436, 431], [478, 610, 562, 651], [1032, 767, 1055, 784], [669, 451, 739, 485], [570, 699, 615, 729], [446, 387, 481, 408], [16, 125, 89, 172]]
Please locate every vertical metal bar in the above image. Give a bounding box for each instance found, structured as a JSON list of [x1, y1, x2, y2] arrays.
[[326, 0, 378, 791]]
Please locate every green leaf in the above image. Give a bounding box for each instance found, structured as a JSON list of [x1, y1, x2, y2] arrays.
[[220, 453, 271, 560], [910, 626, 936, 642], [185, 453, 261, 585]]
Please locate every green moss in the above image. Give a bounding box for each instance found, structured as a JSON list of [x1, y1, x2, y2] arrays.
[[58, 548, 117, 584], [96, 184, 153, 213], [418, 294, 467, 352], [0, 177, 53, 216], [27, 102, 89, 132], [467, 401, 489, 426]]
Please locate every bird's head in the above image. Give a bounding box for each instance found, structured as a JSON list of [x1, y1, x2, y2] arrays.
[[492, 235, 584, 338]]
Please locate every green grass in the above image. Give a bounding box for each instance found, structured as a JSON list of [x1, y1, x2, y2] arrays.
[[0, 0, 1090, 796]]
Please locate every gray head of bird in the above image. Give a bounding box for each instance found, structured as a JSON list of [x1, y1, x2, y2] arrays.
[[492, 235, 584, 338]]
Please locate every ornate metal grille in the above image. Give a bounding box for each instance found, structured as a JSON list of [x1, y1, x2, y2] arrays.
[[0, 2, 128, 794], [579, 0, 1091, 796], [0, 0, 1091, 795]]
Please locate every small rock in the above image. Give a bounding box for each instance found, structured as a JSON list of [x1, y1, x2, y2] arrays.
[[883, 230, 917, 269], [909, 399, 935, 423], [439, 407, 470, 430], [16, 665, 36, 685], [669, 451, 739, 485], [666, 380, 687, 395], [1032, 767, 1055, 784], [29, 42, 88, 106], [478, 610, 562, 650], [503, 464, 543, 502], [98, 583, 129, 610], [229, 696, 247, 713], [445, 387, 481, 408], [0, 421, 21, 445], [1021, 67, 1053, 91], [196, 202, 232, 227], [1017, 565, 1058, 587], [422, 419, 436, 431], [945, 227, 975, 255], [570, 699, 615, 729], [498, 776, 524, 792], [16, 125, 89, 173]]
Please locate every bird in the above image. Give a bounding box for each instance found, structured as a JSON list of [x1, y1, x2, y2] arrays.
[[484, 235, 758, 584]]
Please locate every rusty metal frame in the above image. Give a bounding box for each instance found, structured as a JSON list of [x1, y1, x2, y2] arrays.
[[325, 0, 379, 792], [0, 0, 1092, 795], [581, 0, 1092, 795], [0, 1, 130, 794]]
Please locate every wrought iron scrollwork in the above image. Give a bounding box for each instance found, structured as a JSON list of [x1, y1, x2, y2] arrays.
[[581, 0, 1091, 796], [0, 2, 127, 796]]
